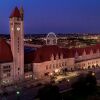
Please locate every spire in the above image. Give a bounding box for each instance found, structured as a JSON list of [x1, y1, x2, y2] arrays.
[[20, 6, 24, 14], [20, 6, 24, 20], [9, 6, 21, 18]]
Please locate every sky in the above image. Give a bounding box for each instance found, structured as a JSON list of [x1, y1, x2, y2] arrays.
[[0, 0, 100, 34]]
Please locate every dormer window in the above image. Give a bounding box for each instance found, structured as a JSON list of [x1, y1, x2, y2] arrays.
[[96, 49, 99, 53], [75, 51, 78, 58], [56, 54, 59, 60], [51, 54, 54, 61], [90, 49, 93, 55], [83, 50, 86, 56], [60, 53, 63, 59]]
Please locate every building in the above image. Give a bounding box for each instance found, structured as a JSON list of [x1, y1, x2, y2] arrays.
[[25, 41, 100, 79], [10, 6, 24, 81], [0, 6, 24, 85], [0, 38, 13, 85], [0, 6, 100, 85]]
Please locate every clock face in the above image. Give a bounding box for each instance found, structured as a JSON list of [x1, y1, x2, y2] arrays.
[[11, 28, 13, 31], [17, 27, 20, 31]]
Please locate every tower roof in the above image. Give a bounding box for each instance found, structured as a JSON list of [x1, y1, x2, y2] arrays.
[[9, 7, 21, 18]]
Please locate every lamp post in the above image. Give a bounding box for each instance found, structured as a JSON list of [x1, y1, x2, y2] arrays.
[[16, 91, 21, 100]]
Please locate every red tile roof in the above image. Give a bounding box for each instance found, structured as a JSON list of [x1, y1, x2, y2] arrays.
[[25, 44, 100, 64], [0, 38, 13, 63], [9, 7, 21, 18], [25, 45, 73, 64], [71, 44, 100, 57]]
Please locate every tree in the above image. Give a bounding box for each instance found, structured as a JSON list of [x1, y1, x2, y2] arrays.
[[72, 71, 97, 95], [37, 84, 61, 100], [85, 71, 97, 93]]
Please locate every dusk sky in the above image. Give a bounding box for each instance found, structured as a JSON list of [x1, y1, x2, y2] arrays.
[[0, 0, 100, 34]]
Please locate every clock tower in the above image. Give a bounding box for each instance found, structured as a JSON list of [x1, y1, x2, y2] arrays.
[[9, 7, 24, 81]]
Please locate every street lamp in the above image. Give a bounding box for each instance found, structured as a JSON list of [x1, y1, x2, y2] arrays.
[[16, 91, 21, 100], [16, 91, 20, 95], [92, 72, 95, 76], [67, 79, 70, 82]]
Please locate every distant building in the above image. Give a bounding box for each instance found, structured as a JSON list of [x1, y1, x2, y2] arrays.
[[0, 7, 100, 85]]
